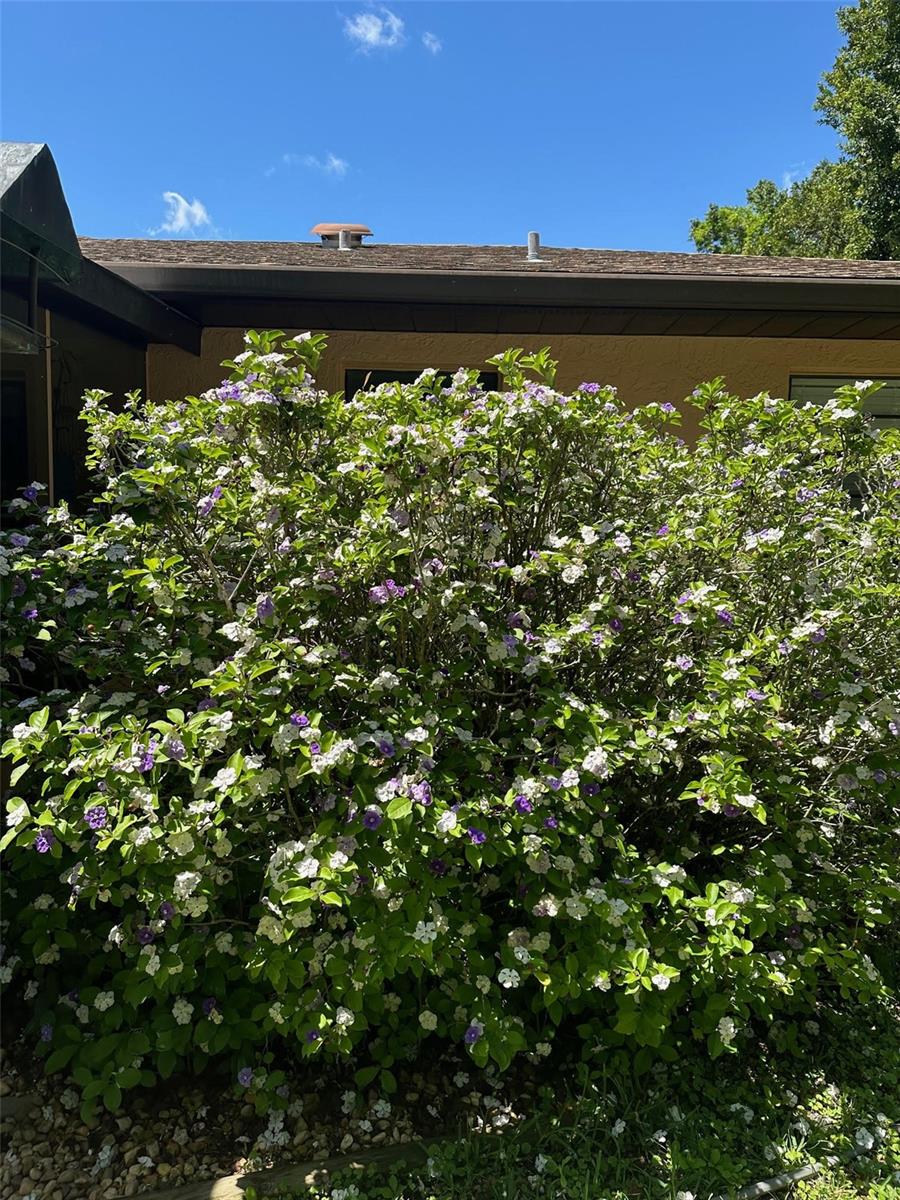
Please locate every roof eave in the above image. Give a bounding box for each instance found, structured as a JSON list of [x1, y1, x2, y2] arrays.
[[94, 261, 900, 316]]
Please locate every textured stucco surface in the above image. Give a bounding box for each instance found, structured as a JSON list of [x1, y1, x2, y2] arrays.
[[148, 328, 900, 440]]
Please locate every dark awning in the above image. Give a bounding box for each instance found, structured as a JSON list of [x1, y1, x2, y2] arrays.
[[0, 143, 82, 285]]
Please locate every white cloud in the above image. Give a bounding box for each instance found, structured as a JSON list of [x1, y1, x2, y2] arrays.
[[781, 163, 809, 191], [343, 7, 404, 51], [422, 31, 442, 54], [152, 191, 212, 236], [302, 153, 350, 178], [266, 152, 350, 180]]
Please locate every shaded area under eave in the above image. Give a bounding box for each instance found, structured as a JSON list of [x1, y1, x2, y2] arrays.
[[1, 142, 200, 354]]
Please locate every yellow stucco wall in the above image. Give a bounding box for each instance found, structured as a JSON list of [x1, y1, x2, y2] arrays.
[[148, 328, 900, 440]]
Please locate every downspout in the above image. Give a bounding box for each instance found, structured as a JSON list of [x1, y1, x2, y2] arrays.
[[44, 309, 54, 505]]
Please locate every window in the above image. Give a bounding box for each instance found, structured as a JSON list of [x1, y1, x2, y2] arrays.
[[344, 369, 499, 401], [789, 375, 900, 428]]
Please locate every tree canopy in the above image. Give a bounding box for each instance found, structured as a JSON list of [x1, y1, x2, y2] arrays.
[[691, 0, 900, 259]]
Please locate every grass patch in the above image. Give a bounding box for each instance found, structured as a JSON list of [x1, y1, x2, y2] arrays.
[[249, 997, 899, 1199]]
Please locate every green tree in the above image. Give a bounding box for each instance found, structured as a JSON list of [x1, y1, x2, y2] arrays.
[[691, 0, 900, 259]]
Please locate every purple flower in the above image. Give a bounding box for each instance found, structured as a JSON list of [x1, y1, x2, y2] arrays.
[[198, 485, 223, 517], [10, 533, 29, 547], [428, 857, 448, 876], [582, 781, 600, 796], [304, 1030, 320, 1044], [137, 741, 157, 774], [377, 738, 395, 758], [676, 592, 692, 605], [675, 654, 693, 670], [136, 926, 155, 945], [580, 382, 601, 394], [467, 827, 487, 846], [544, 817, 558, 830], [197, 697, 215, 712], [747, 688, 766, 702], [730, 478, 744, 491], [163, 737, 185, 761], [809, 628, 826, 644], [159, 902, 175, 921], [513, 794, 533, 815], [410, 780, 432, 806], [547, 778, 562, 792], [778, 640, 791, 655], [237, 1067, 253, 1087], [309, 742, 321, 756], [368, 585, 389, 604], [657, 524, 670, 536], [39, 1024, 53, 1043], [661, 402, 676, 414], [362, 808, 383, 830], [463, 1023, 482, 1045], [22, 605, 38, 621], [724, 803, 742, 817], [672, 612, 688, 626], [34, 831, 55, 854], [85, 805, 108, 831], [290, 712, 310, 728], [609, 618, 623, 633], [23, 485, 39, 502], [716, 608, 734, 626], [256, 594, 275, 620], [11, 578, 25, 597], [506, 611, 525, 629], [202, 997, 217, 1016]]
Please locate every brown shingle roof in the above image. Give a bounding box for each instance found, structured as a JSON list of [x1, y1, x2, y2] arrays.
[[78, 238, 900, 282]]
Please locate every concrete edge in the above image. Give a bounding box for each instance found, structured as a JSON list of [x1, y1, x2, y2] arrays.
[[110, 1139, 433, 1200]]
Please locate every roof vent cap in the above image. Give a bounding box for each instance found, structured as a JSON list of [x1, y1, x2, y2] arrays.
[[526, 230, 543, 262], [311, 222, 372, 249]]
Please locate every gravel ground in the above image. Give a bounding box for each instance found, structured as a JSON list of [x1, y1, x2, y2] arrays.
[[0, 1047, 531, 1200]]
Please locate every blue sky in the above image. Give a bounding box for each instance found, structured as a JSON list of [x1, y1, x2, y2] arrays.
[[1, 1, 846, 251]]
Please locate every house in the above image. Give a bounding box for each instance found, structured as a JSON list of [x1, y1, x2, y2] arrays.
[[0, 144, 198, 503], [2, 143, 899, 504]]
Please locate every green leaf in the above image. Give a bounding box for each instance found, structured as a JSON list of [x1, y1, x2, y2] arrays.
[[45, 1045, 77, 1073], [386, 795, 412, 821], [103, 1082, 122, 1112]]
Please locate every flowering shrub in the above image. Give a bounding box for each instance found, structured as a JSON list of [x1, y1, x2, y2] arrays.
[[1, 332, 898, 1121]]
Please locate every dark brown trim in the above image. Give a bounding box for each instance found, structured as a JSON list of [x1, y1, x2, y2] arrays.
[[100, 262, 900, 319]]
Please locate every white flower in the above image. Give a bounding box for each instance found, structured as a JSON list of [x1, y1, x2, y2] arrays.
[[174, 871, 201, 900], [212, 767, 237, 791], [497, 967, 520, 989], [418, 1009, 438, 1031], [269, 1002, 285, 1024], [651, 973, 671, 990], [561, 564, 585, 584], [437, 811, 457, 833], [855, 1127, 876, 1151], [717, 1016, 736, 1045], [560, 768, 580, 788], [582, 746, 610, 777], [611, 1118, 626, 1136], [335, 1006, 355, 1027], [172, 998, 194, 1026], [94, 991, 114, 1012], [168, 831, 195, 857], [405, 726, 429, 743], [296, 855, 319, 879], [613, 532, 631, 551], [413, 920, 437, 944]]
